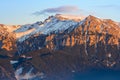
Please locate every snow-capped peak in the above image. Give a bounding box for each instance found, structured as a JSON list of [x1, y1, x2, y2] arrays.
[[15, 15, 83, 42], [14, 14, 119, 42], [15, 21, 42, 33]]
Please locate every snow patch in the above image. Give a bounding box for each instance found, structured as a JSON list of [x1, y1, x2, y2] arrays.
[[15, 67, 23, 79], [16, 28, 35, 38], [15, 67, 45, 80], [10, 60, 18, 64]]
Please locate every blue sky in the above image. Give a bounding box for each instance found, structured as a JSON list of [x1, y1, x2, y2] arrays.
[[0, 0, 120, 25]]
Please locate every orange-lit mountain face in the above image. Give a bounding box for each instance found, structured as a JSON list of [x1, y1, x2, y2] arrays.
[[0, 15, 120, 80]]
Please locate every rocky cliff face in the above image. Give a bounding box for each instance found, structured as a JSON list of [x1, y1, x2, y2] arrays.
[[16, 15, 120, 56], [0, 15, 120, 80], [0, 24, 18, 56]]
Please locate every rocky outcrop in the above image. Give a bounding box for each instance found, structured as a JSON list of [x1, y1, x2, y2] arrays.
[[16, 34, 46, 54], [0, 66, 16, 80], [0, 26, 17, 56]]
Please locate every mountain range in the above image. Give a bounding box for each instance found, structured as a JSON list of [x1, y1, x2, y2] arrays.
[[0, 14, 120, 80]]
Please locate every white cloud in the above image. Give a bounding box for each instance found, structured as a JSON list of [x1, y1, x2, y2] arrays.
[[33, 6, 80, 16]]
